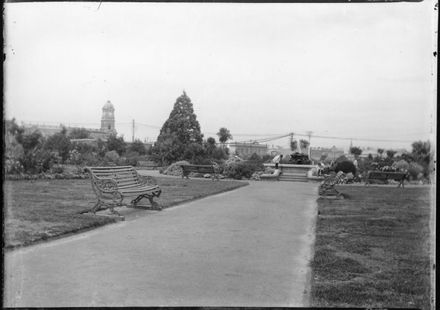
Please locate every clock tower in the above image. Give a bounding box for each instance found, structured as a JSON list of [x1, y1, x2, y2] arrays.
[[101, 100, 116, 133]]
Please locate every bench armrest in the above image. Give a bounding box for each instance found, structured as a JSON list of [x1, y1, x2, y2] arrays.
[[91, 176, 119, 193]]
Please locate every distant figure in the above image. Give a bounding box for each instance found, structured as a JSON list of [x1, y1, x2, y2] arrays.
[[318, 162, 325, 176], [273, 154, 283, 169]]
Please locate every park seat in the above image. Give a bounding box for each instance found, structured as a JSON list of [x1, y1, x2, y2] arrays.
[[181, 164, 219, 180], [365, 171, 408, 188], [85, 166, 162, 215]]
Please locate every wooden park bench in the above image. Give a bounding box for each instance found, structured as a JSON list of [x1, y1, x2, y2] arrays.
[[181, 164, 219, 180], [86, 166, 162, 215], [365, 171, 408, 188]]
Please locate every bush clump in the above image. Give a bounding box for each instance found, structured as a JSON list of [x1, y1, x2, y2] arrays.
[[162, 160, 191, 176], [334, 160, 356, 175], [224, 161, 264, 180]]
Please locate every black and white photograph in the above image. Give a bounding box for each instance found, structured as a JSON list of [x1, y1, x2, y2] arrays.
[[3, 0, 437, 308]]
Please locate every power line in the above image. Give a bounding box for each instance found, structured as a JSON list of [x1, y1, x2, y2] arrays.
[[20, 119, 426, 143]]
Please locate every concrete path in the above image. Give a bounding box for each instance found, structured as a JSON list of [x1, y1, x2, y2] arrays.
[[4, 181, 318, 307]]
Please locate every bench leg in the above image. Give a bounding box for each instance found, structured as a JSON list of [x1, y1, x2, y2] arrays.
[[131, 194, 162, 210], [107, 192, 123, 216], [91, 200, 102, 214]]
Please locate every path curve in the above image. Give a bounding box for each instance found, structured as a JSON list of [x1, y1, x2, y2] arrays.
[[4, 181, 318, 307]]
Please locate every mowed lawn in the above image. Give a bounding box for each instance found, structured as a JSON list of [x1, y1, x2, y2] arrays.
[[4, 177, 248, 249], [311, 185, 433, 309]]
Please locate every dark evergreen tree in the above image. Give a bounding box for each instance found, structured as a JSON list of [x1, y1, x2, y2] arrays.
[[153, 91, 203, 164]]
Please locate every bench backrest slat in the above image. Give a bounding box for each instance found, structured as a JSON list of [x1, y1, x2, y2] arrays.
[[87, 166, 141, 187]]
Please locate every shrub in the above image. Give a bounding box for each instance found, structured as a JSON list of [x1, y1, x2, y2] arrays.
[[163, 160, 191, 176], [5, 158, 24, 174], [20, 149, 59, 174], [183, 143, 207, 164], [128, 139, 147, 155], [408, 162, 424, 180], [80, 152, 103, 166], [125, 151, 141, 166], [224, 161, 264, 180], [5, 143, 24, 160], [248, 153, 262, 161], [393, 159, 410, 171], [211, 147, 228, 161], [104, 150, 120, 163], [66, 149, 82, 165], [50, 164, 64, 174], [107, 134, 126, 156], [334, 160, 356, 175], [43, 129, 72, 162]]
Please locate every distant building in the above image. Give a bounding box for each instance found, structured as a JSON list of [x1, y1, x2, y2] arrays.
[[21, 100, 117, 141], [359, 147, 379, 159], [228, 142, 268, 159], [310, 146, 344, 162], [267, 146, 292, 157]]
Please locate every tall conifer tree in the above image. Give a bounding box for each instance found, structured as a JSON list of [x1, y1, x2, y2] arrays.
[[153, 91, 203, 164]]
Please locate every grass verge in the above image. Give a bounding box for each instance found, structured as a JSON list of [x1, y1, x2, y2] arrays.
[[310, 186, 433, 309], [4, 177, 248, 249]]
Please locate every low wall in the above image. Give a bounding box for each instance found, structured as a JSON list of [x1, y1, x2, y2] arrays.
[[263, 163, 318, 176]]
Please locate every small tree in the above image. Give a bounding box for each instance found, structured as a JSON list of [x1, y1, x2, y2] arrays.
[[6, 118, 25, 137], [386, 149, 397, 159], [217, 127, 232, 147], [204, 137, 217, 157], [290, 140, 298, 152], [299, 139, 310, 154], [349, 146, 362, 158], [377, 148, 384, 157]]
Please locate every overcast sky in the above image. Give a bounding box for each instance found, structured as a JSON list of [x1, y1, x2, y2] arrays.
[[4, 1, 437, 150]]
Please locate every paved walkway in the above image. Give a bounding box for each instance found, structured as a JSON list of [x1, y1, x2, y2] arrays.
[[4, 181, 318, 307]]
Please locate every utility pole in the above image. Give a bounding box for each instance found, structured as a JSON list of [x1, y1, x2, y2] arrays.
[[289, 132, 294, 151], [132, 119, 135, 142]]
